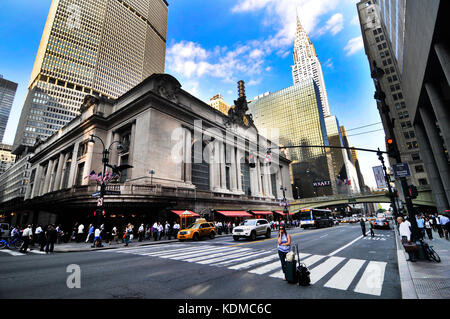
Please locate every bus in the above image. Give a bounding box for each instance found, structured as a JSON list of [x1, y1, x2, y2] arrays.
[[298, 209, 334, 228]]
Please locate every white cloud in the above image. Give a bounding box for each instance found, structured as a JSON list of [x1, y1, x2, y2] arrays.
[[232, 0, 341, 48], [350, 15, 360, 26], [166, 40, 267, 83], [344, 36, 364, 56], [323, 58, 334, 69], [317, 13, 344, 36]]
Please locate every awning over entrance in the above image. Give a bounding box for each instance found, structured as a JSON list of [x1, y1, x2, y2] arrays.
[[171, 210, 200, 217], [216, 211, 253, 217], [250, 211, 273, 216], [273, 210, 296, 216]]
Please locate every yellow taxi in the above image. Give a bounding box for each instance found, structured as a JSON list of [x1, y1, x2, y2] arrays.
[[177, 219, 216, 241]]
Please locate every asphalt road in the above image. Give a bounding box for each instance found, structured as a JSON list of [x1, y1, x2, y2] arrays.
[[0, 223, 401, 299]]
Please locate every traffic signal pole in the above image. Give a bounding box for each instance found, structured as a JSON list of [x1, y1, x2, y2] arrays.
[[371, 61, 420, 240]]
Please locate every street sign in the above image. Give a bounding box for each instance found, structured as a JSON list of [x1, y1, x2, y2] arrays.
[[105, 190, 121, 195], [372, 166, 387, 189], [91, 192, 101, 197], [348, 198, 356, 204], [97, 198, 103, 207], [393, 163, 411, 178]]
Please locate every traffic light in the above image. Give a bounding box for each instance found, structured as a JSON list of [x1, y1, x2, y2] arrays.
[[408, 185, 418, 199], [386, 138, 397, 158]]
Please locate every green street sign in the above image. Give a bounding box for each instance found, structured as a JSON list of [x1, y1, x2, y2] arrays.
[[348, 198, 356, 204]]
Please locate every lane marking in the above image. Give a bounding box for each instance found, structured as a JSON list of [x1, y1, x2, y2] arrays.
[[328, 231, 369, 256], [324, 259, 366, 291], [354, 261, 387, 296]]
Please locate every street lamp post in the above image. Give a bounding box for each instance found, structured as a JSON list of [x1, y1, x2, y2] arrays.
[[280, 185, 289, 225], [88, 134, 125, 228], [371, 61, 420, 239]]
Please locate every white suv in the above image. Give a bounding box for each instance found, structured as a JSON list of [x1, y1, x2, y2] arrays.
[[232, 219, 271, 241]]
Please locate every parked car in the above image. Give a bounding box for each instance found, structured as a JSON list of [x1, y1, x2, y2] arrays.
[[177, 219, 216, 241], [372, 218, 390, 229], [232, 219, 271, 241]]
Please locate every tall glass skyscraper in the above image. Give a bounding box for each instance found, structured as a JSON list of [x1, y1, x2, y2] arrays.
[[13, 0, 168, 155], [292, 14, 331, 117], [0, 75, 18, 143], [249, 79, 337, 198]]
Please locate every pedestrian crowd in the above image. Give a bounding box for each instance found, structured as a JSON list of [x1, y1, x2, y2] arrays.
[[1, 223, 62, 254]]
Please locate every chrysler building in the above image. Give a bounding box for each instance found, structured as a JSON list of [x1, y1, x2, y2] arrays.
[[292, 14, 331, 117]]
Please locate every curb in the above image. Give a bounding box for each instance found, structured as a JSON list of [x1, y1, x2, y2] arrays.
[[394, 225, 418, 299], [54, 233, 234, 253]]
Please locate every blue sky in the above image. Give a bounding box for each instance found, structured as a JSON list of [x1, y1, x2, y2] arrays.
[[0, 0, 387, 189]]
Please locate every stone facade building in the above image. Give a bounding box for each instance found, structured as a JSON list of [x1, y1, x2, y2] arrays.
[[4, 74, 292, 228]]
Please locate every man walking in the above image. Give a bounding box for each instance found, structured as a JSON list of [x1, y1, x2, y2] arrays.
[[368, 220, 375, 237], [173, 221, 180, 238], [35, 224, 45, 251], [138, 224, 144, 242], [45, 225, 57, 254], [416, 214, 425, 240], [440, 214, 450, 240], [397, 217, 416, 262], [165, 221, 171, 240], [360, 218, 366, 237], [85, 224, 94, 243], [20, 225, 33, 253], [77, 223, 84, 243]]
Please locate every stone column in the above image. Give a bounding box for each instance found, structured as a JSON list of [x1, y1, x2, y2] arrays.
[[220, 142, 227, 190], [67, 143, 79, 188], [53, 153, 65, 192], [435, 43, 450, 86], [31, 165, 43, 198], [128, 123, 136, 179], [256, 158, 263, 196], [184, 129, 192, 183], [236, 148, 243, 192], [419, 107, 450, 204], [414, 119, 450, 211], [425, 82, 450, 152], [59, 152, 71, 190], [42, 159, 54, 195], [229, 146, 237, 192]]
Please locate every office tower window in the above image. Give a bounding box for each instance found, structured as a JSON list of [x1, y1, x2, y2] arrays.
[[411, 153, 421, 161]]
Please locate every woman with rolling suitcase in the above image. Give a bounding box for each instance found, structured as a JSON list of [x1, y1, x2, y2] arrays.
[[277, 226, 291, 281]]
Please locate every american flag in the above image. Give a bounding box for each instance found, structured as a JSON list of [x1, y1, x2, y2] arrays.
[[85, 170, 97, 180]]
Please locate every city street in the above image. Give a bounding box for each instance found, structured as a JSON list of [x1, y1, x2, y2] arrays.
[[0, 224, 400, 299]]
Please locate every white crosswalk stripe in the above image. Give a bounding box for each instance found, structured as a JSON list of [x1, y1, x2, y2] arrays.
[[106, 243, 389, 296], [309, 256, 345, 284], [353, 261, 387, 296], [324, 259, 366, 291]]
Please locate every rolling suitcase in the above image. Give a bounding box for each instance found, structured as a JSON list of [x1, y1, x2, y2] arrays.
[[295, 244, 311, 286], [285, 253, 297, 284]]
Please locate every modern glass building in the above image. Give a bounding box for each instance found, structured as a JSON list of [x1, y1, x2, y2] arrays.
[[13, 0, 168, 155], [0, 76, 18, 143], [249, 78, 337, 198]]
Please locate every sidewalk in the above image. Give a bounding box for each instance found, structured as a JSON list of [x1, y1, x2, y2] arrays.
[[53, 232, 234, 253], [394, 226, 450, 299]]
